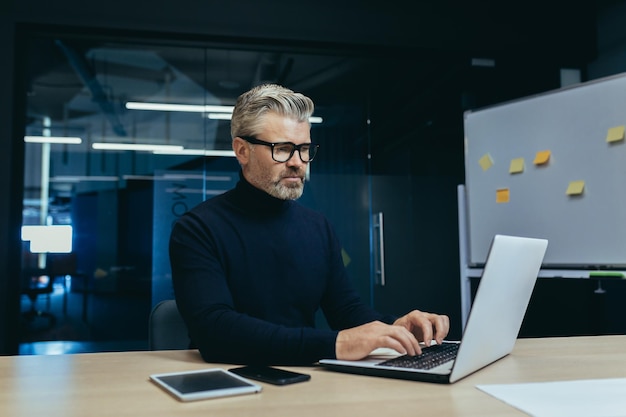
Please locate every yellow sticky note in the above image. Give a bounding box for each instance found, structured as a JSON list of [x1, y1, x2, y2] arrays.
[[478, 153, 494, 171], [496, 188, 510, 203], [509, 158, 524, 174], [606, 126, 625, 143], [341, 248, 351, 267], [566, 180, 585, 196], [533, 150, 551, 165]]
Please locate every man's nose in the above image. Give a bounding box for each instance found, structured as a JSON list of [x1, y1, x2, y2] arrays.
[[285, 150, 305, 166]]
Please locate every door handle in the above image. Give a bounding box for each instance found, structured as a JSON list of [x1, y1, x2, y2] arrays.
[[373, 212, 386, 286]]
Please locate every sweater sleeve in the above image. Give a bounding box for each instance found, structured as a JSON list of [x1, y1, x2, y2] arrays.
[[169, 212, 338, 365]]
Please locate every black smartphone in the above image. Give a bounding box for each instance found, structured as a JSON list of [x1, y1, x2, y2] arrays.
[[229, 365, 311, 386]]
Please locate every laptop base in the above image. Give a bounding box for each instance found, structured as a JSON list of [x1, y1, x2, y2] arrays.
[[317, 362, 452, 384]]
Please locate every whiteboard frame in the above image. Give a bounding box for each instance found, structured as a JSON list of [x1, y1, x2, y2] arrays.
[[463, 72, 626, 268]]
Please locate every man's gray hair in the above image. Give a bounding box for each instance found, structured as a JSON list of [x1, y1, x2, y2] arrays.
[[230, 84, 314, 139]]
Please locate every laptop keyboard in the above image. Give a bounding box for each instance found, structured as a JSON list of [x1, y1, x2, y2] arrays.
[[376, 342, 459, 370]]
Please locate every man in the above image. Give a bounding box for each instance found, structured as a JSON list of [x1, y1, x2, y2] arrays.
[[169, 83, 449, 365]]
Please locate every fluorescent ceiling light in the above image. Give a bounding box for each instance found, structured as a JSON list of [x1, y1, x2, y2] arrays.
[[24, 136, 82, 144], [49, 176, 120, 182], [206, 113, 232, 120], [153, 148, 236, 157], [125, 102, 234, 113], [128, 102, 322, 123], [92, 143, 184, 152], [206, 112, 322, 124], [122, 175, 158, 181]]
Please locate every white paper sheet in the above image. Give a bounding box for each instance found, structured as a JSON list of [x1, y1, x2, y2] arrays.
[[477, 378, 626, 417]]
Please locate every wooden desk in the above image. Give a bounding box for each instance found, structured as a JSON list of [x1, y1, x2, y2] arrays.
[[2, 335, 626, 417]]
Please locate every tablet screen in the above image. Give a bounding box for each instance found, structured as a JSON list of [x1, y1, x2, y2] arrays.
[[150, 368, 262, 401]]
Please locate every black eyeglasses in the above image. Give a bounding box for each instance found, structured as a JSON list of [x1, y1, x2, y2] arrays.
[[240, 136, 319, 163]]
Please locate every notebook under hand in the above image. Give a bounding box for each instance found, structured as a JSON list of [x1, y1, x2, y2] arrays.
[[319, 234, 548, 384]]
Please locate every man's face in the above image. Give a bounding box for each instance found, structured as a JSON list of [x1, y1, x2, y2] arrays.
[[236, 112, 311, 200]]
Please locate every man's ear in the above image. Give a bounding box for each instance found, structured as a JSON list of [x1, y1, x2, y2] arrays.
[[232, 137, 249, 165]]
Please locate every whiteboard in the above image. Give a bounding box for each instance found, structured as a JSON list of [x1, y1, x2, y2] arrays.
[[464, 72, 626, 267]]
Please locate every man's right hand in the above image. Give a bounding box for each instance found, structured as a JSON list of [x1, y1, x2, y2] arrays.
[[335, 321, 421, 361]]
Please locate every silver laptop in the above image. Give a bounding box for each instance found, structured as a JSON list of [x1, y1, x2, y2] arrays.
[[319, 234, 548, 384]]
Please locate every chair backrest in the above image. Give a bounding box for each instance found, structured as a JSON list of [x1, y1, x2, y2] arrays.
[[148, 299, 191, 350]]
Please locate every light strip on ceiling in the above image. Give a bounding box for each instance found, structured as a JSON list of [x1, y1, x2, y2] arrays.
[[92, 143, 184, 152], [49, 175, 120, 182], [128, 102, 323, 123], [125, 102, 234, 113], [24, 136, 83, 144], [206, 112, 323, 124], [206, 113, 232, 120], [152, 149, 236, 157]]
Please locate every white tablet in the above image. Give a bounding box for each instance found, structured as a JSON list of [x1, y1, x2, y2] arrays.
[[150, 368, 262, 402]]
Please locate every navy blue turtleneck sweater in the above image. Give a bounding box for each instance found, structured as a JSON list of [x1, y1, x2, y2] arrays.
[[169, 173, 393, 365]]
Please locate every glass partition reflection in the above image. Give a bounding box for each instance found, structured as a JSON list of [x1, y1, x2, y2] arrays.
[[19, 33, 372, 352]]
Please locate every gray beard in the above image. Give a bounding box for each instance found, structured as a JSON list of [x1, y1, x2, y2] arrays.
[[269, 181, 304, 200]]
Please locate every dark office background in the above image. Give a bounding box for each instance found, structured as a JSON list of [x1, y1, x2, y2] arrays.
[[3, 0, 626, 355]]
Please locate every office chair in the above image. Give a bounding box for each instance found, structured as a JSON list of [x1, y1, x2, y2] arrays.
[[21, 252, 82, 327], [21, 268, 56, 327], [148, 299, 191, 350]]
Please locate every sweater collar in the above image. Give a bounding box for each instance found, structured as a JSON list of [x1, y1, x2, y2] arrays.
[[231, 171, 291, 215]]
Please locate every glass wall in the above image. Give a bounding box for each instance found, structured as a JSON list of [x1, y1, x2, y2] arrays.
[[18, 32, 376, 352]]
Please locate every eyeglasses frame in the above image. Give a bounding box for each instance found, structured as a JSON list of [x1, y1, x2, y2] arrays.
[[239, 136, 319, 163]]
